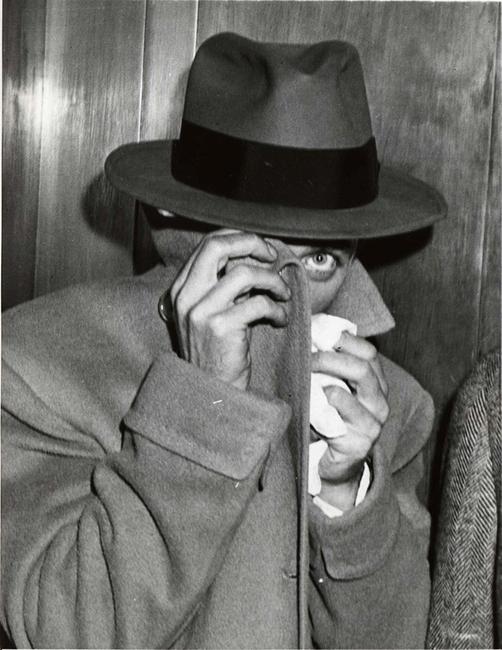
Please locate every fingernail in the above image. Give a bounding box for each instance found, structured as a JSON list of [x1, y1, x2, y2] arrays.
[[267, 242, 277, 257]]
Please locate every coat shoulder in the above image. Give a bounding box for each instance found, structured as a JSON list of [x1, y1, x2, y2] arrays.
[[3, 270, 169, 363], [2, 271, 172, 446]]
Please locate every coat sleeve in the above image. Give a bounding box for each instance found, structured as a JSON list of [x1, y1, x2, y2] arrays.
[[1, 352, 291, 649], [308, 386, 434, 650]]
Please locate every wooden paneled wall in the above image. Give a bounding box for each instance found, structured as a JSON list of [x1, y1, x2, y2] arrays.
[[3, 1, 501, 498]]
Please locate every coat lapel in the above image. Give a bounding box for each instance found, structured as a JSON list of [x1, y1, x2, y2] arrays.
[[248, 242, 312, 648]]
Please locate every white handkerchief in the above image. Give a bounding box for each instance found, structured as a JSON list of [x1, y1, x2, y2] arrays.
[[309, 314, 357, 497], [310, 373, 348, 439], [310, 314, 357, 439], [308, 439, 328, 497], [311, 314, 357, 354]]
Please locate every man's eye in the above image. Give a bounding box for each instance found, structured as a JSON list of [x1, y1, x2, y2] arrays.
[[301, 251, 338, 278]]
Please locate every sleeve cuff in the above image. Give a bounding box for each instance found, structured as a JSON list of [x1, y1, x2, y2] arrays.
[[124, 353, 292, 480], [308, 443, 400, 579], [312, 462, 371, 518]]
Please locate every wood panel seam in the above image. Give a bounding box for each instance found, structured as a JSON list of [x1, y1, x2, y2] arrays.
[[137, 0, 148, 143], [33, 0, 50, 295], [476, 4, 501, 360], [194, 0, 201, 58]]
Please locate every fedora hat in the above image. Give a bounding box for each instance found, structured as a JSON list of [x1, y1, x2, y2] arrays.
[[105, 32, 446, 239]]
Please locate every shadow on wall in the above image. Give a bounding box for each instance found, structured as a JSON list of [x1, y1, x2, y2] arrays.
[[358, 227, 433, 271], [77, 60, 193, 277], [81, 171, 135, 253]]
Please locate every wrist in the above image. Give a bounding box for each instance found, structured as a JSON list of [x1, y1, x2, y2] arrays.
[[318, 464, 364, 512]]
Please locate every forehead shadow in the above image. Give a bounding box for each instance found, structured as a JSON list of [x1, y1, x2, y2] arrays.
[[143, 205, 216, 234], [144, 205, 357, 253], [276, 235, 357, 252]]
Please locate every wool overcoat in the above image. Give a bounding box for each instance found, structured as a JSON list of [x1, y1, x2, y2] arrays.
[[1, 225, 434, 649], [427, 350, 501, 649]]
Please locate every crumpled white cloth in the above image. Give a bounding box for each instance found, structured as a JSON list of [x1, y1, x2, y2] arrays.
[[309, 314, 357, 497]]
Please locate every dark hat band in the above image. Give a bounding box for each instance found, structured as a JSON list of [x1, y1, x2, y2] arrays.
[[172, 120, 379, 210]]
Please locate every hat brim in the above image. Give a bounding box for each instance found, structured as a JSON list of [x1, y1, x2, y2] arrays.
[[105, 140, 447, 240]]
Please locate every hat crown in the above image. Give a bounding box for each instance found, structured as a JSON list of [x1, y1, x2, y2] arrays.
[[106, 31, 446, 239], [183, 33, 373, 149]]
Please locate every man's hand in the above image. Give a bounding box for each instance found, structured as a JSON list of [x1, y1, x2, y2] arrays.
[[170, 230, 291, 391], [311, 332, 389, 511]]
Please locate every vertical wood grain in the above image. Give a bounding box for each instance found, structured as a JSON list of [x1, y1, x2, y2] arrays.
[[134, 0, 198, 273], [196, 0, 311, 43], [2, 0, 46, 310], [140, 0, 198, 141], [352, 3, 498, 415], [34, 0, 147, 296], [479, 7, 501, 357], [196, 1, 498, 423]]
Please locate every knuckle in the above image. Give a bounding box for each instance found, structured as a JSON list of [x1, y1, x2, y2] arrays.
[[254, 293, 272, 311], [233, 263, 252, 282], [366, 343, 377, 361], [204, 235, 224, 255], [278, 302, 288, 318], [245, 232, 262, 247], [325, 384, 344, 403], [275, 304, 288, 324], [187, 305, 202, 327], [207, 315, 224, 338], [208, 315, 226, 337], [367, 418, 381, 440]]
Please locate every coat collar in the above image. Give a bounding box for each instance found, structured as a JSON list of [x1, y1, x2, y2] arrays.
[[327, 258, 395, 337]]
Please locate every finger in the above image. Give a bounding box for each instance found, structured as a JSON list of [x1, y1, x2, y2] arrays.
[[172, 232, 278, 312], [336, 332, 388, 395], [323, 386, 382, 443], [318, 436, 369, 479], [171, 229, 250, 298], [174, 231, 277, 295], [312, 350, 375, 387], [170, 229, 277, 356], [312, 351, 389, 424], [191, 265, 291, 321], [207, 294, 289, 335], [170, 230, 224, 351]]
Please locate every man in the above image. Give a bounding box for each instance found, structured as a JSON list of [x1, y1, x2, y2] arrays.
[[1, 33, 446, 648]]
